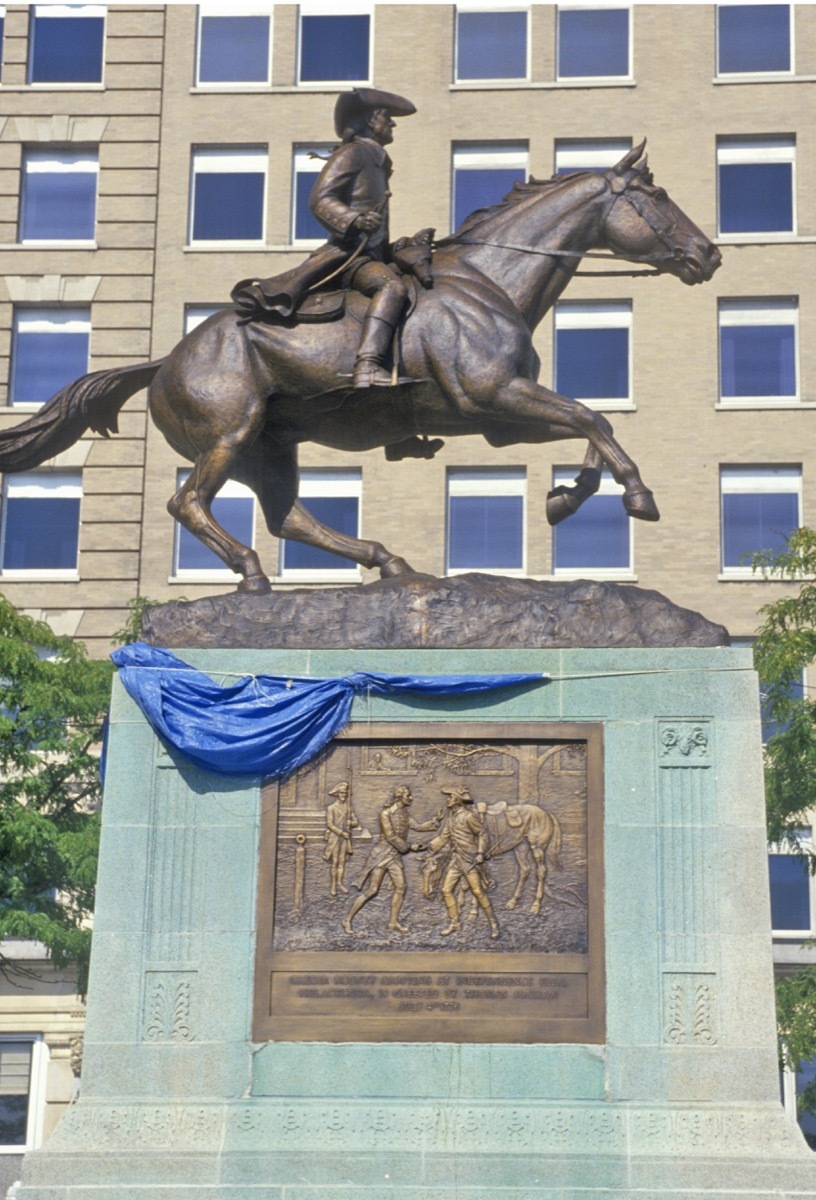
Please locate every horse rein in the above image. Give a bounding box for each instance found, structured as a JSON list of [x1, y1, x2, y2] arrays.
[[445, 169, 685, 278]]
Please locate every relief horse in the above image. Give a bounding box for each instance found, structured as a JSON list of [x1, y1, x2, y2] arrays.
[[421, 802, 584, 917], [0, 143, 720, 589]]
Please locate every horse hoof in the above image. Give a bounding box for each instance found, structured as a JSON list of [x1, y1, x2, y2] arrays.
[[237, 575, 271, 595], [380, 555, 413, 578], [623, 487, 660, 522], [546, 487, 578, 527], [505, 899, 518, 910], [530, 904, 541, 916]]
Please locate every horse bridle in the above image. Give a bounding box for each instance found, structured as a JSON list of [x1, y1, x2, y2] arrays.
[[446, 168, 686, 278]]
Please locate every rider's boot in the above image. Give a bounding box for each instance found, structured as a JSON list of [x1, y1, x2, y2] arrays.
[[353, 316, 397, 388], [440, 894, 461, 936]]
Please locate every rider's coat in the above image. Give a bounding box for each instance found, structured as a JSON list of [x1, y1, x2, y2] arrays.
[[310, 137, 392, 262]]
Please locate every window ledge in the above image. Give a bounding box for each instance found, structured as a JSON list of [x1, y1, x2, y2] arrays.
[[446, 567, 527, 577], [718, 571, 805, 583], [550, 571, 637, 582], [296, 80, 373, 90], [450, 79, 635, 91], [1, 242, 98, 251], [716, 234, 804, 245], [271, 575, 362, 589], [190, 84, 273, 93], [3, 403, 43, 413], [183, 242, 273, 253], [583, 400, 636, 412], [4, 83, 106, 92], [0, 571, 80, 581], [717, 400, 816, 411], [713, 73, 812, 85], [168, 573, 241, 585]]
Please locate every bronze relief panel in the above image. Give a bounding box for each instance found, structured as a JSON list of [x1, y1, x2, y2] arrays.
[[253, 722, 604, 1043]]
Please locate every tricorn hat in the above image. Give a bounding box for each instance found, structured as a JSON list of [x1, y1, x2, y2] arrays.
[[440, 785, 474, 804], [328, 782, 350, 796], [334, 87, 416, 139]]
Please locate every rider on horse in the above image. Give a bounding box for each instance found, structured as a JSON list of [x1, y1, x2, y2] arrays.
[[233, 87, 426, 390]]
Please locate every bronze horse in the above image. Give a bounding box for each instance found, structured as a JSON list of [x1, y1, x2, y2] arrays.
[[0, 144, 720, 591], [420, 803, 582, 917]]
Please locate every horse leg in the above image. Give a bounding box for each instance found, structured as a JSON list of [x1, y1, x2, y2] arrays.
[[545, 443, 603, 527], [495, 379, 659, 522], [530, 844, 547, 915], [506, 843, 532, 910], [167, 445, 271, 594], [237, 437, 416, 577]]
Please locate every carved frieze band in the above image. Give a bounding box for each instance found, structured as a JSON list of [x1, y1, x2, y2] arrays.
[[48, 1100, 798, 1158]]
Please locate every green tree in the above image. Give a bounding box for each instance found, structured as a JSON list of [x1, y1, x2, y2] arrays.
[[752, 527, 816, 1115], [0, 594, 112, 993]]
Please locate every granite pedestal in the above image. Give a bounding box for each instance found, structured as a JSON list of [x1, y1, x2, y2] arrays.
[[13, 582, 816, 1198]]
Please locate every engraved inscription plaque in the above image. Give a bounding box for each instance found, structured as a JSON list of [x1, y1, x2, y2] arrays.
[[253, 723, 603, 1043]]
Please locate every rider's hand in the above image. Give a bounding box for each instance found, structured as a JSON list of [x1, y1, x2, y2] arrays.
[[354, 211, 382, 233]]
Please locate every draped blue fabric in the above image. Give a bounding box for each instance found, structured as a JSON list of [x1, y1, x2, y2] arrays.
[[110, 643, 547, 779]]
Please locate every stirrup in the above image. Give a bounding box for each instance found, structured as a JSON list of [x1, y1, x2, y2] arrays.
[[352, 359, 393, 389]]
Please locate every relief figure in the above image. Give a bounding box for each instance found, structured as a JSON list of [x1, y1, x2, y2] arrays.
[[427, 786, 500, 940], [323, 781, 360, 897], [343, 786, 441, 935]]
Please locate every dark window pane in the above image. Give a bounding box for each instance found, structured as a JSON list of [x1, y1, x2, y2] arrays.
[[761, 674, 804, 743], [0, 16, 5, 82], [192, 172, 264, 240], [11, 331, 89, 404], [556, 327, 628, 400], [294, 171, 324, 239], [722, 491, 798, 565], [454, 167, 525, 230], [448, 495, 523, 570], [199, 15, 270, 83], [176, 496, 254, 571], [558, 8, 629, 77], [457, 10, 527, 79], [2, 497, 80, 569], [719, 5, 790, 73], [720, 324, 795, 396], [283, 496, 358, 570], [300, 14, 369, 82], [769, 853, 811, 929], [0, 1096, 28, 1146], [30, 15, 104, 83], [21, 171, 96, 240], [719, 162, 793, 233], [553, 494, 629, 569]]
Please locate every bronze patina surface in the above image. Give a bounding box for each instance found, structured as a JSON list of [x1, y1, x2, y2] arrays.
[[253, 723, 604, 1044], [0, 86, 720, 592]]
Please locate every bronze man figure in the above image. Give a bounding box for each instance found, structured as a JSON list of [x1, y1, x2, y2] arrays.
[[429, 786, 500, 939]]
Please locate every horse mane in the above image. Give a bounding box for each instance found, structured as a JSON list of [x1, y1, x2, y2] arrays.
[[438, 170, 601, 247]]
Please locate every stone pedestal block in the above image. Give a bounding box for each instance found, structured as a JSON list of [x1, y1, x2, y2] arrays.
[[14, 643, 816, 1199]]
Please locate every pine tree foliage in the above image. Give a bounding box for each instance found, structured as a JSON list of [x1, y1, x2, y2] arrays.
[[0, 594, 112, 993]]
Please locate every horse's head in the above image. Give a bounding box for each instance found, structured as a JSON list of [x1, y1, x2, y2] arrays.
[[601, 142, 721, 285]]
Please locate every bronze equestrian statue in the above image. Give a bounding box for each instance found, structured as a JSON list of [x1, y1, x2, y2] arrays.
[[0, 91, 721, 595]]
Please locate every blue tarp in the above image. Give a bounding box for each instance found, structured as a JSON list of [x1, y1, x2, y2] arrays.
[[110, 642, 547, 779]]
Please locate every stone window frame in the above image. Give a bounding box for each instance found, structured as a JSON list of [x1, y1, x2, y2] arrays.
[[551, 466, 633, 579], [554, 136, 632, 175], [454, 4, 530, 83], [279, 468, 362, 580], [0, 468, 82, 580], [18, 147, 99, 246], [194, 6, 273, 88], [715, 3, 794, 79], [296, 1, 373, 88], [188, 146, 268, 247], [171, 468, 256, 582], [719, 464, 802, 577], [554, 299, 634, 412], [27, 4, 106, 87], [9, 305, 91, 409], [450, 141, 528, 236], [555, 2, 633, 83], [0, 1035, 48, 1153], [716, 134, 797, 239], [291, 145, 335, 247], [717, 298, 799, 408]]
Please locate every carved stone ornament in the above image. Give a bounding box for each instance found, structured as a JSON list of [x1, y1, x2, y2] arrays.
[[253, 721, 604, 1044]]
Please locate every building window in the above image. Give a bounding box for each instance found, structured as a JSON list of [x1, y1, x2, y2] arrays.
[[455, 6, 528, 81], [10, 308, 90, 406], [196, 9, 271, 85], [717, 4, 791, 76], [730, 635, 805, 743], [298, 3, 371, 84], [552, 469, 631, 574], [184, 304, 230, 334], [554, 137, 632, 175], [19, 148, 98, 242], [556, 5, 631, 79], [782, 1057, 816, 1151], [0, 8, 5, 82], [719, 299, 797, 405], [717, 136, 795, 236], [451, 142, 527, 234], [446, 468, 525, 574], [769, 830, 814, 935], [720, 466, 801, 574], [292, 146, 334, 243], [281, 469, 361, 575], [0, 1038, 46, 1150], [554, 301, 631, 408], [29, 4, 104, 84], [0, 471, 82, 574], [189, 147, 266, 243], [173, 471, 255, 577]]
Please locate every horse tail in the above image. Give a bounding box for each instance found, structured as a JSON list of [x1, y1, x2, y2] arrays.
[[548, 812, 562, 871], [0, 359, 164, 473]]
